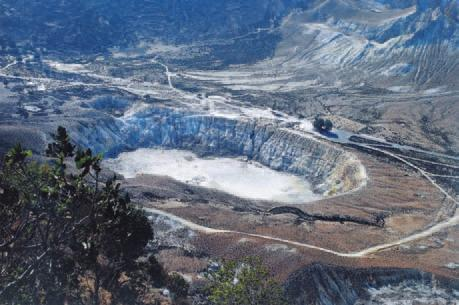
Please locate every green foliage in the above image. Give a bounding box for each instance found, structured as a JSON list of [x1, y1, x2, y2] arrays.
[[207, 257, 287, 305], [0, 126, 161, 305], [4, 143, 32, 166]]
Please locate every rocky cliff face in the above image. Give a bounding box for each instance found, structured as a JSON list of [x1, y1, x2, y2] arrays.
[[201, 0, 457, 91], [285, 263, 459, 305], [73, 106, 366, 196]]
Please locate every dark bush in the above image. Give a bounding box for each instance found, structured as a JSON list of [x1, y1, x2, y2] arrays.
[[0, 126, 163, 305], [167, 273, 190, 299], [313, 116, 333, 132]]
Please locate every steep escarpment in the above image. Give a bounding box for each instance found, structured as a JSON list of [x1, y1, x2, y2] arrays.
[[254, 0, 459, 90], [285, 263, 459, 305], [74, 106, 366, 196]]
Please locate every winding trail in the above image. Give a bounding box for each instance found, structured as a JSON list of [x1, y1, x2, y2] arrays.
[[3, 59, 458, 258], [145, 206, 458, 258], [392, 154, 459, 169], [144, 207, 364, 258], [352, 213, 459, 256], [428, 174, 459, 179], [360, 144, 457, 203], [0, 60, 17, 72], [151, 58, 175, 90], [143, 143, 459, 258]]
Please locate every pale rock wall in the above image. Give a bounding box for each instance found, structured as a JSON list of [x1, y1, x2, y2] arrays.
[[76, 107, 366, 196]]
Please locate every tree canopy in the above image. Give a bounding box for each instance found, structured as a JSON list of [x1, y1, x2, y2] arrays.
[[313, 117, 333, 133], [0, 127, 161, 305], [0, 127, 293, 305]]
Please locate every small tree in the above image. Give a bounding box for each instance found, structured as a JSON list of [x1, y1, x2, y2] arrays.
[[313, 116, 333, 132], [324, 119, 333, 131], [207, 257, 287, 305], [0, 127, 162, 305]]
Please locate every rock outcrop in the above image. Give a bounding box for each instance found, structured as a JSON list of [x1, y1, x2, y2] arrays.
[[269, 206, 385, 227], [75, 106, 366, 196], [285, 263, 459, 305]]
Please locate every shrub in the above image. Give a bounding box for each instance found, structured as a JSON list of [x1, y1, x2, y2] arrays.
[[0, 127, 160, 305], [207, 257, 287, 305], [313, 116, 333, 132], [167, 273, 190, 299]]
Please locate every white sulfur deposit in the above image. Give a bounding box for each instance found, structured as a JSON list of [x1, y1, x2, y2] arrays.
[[104, 148, 322, 203]]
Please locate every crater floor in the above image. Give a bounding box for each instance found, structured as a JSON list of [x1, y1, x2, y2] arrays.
[[104, 148, 322, 203]]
